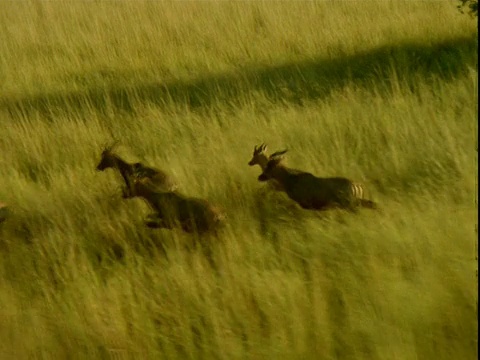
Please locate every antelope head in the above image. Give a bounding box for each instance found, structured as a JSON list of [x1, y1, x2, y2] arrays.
[[248, 143, 269, 168], [96, 140, 120, 171]]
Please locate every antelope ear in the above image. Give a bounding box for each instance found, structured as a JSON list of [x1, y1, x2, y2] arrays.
[[269, 149, 288, 160]]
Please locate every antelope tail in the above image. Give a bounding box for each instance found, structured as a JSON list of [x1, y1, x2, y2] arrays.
[[351, 182, 377, 209], [214, 210, 227, 223]]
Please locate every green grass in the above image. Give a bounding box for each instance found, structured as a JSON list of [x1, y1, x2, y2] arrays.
[[0, 1, 477, 359]]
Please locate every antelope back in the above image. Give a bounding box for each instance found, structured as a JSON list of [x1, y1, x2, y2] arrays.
[[131, 163, 178, 192]]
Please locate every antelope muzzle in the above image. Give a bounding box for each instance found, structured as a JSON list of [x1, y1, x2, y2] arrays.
[[96, 159, 108, 171]]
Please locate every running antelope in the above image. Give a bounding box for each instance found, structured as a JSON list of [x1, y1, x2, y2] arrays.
[[127, 173, 226, 234], [248, 143, 284, 191], [257, 150, 377, 211], [96, 142, 178, 196]]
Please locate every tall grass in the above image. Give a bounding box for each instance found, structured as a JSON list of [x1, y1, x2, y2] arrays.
[[0, 1, 477, 359]]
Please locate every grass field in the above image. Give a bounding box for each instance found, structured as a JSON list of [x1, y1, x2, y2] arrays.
[[0, 1, 478, 359]]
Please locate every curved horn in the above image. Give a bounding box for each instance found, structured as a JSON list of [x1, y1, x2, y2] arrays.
[[254, 143, 267, 153]]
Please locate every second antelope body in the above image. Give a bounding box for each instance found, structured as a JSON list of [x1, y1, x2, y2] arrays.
[[126, 174, 225, 234]]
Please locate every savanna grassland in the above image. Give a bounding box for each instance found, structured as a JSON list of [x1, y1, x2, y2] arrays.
[[0, 1, 477, 359]]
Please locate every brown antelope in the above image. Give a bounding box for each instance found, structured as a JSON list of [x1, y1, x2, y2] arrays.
[[257, 150, 377, 211], [96, 142, 178, 196], [248, 143, 284, 191], [127, 174, 226, 234]]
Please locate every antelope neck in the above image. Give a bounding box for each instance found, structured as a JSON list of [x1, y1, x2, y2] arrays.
[[258, 156, 269, 170], [113, 156, 135, 181], [268, 165, 291, 182]]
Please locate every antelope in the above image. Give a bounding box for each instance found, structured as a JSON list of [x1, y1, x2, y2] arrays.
[[96, 142, 178, 197], [257, 150, 377, 211], [248, 143, 284, 191], [127, 173, 226, 234]]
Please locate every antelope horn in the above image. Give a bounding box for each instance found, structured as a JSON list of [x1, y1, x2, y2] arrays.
[[254, 143, 267, 153]]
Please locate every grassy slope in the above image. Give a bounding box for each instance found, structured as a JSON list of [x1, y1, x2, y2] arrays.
[[0, 1, 477, 359]]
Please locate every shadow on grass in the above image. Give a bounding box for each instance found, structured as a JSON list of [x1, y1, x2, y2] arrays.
[[0, 34, 477, 117]]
